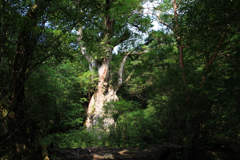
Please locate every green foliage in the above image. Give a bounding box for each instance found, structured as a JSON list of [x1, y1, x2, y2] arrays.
[[104, 1, 240, 156], [104, 100, 141, 122], [78, 70, 99, 94], [81, 0, 152, 61], [40, 129, 95, 148], [25, 58, 87, 144], [96, 101, 168, 148], [1, 0, 240, 159]]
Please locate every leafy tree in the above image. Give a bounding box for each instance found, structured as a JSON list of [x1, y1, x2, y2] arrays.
[[177, 0, 240, 145], [78, 0, 152, 132], [110, 0, 240, 154], [144, 0, 187, 85], [0, 0, 95, 158]]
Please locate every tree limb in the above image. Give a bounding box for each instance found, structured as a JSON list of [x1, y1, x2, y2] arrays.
[[125, 70, 134, 82], [201, 32, 228, 87], [177, 0, 182, 7], [115, 51, 132, 91]]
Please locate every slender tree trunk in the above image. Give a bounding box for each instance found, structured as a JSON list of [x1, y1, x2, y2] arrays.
[[155, 0, 186, 85], [178, 45, 187, 85], [172, 0, 187, 86]]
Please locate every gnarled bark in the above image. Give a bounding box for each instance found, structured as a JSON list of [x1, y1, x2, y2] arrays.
[[85, 50, 132, 131], [85, 52, 131, 132], [77, 25, 132, 132]]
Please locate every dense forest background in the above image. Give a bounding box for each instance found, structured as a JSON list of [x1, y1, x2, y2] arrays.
[[0, 0, 240, 159]]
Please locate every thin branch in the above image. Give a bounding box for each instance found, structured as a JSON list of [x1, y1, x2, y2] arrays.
[[151, 12, 173, 30], [201, 32, 228, 87], [177, 0, 182, 7], [125, 70, 134, 82], [208, 32, 228, 66], [158, 19, 173, 30], [131, 51, 147, 55], [129, 55, 134, 61]]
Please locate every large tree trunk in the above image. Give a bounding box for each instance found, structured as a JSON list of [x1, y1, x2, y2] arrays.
[[86, 56, 116, 131], [85, 52, 130, 132], [77, 0, 132, 132], [77, 26, 131, 131]]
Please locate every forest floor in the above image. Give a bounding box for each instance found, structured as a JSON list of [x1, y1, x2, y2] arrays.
[[46, 145, 169, 160], [45, 142, 240, 160]]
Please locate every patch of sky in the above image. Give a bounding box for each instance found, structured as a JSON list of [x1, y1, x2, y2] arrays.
[[9, 0, 35, 16]]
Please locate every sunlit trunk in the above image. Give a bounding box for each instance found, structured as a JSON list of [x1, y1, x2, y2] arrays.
[[77, 42, 130, 132], [84, 48, 131, 131], [85, 56, 118, 131]]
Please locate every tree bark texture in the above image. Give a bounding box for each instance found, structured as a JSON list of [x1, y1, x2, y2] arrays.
[[77, 26, 131, 131], [85, 51, 131, 131], [86, 57, 116, 131]]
